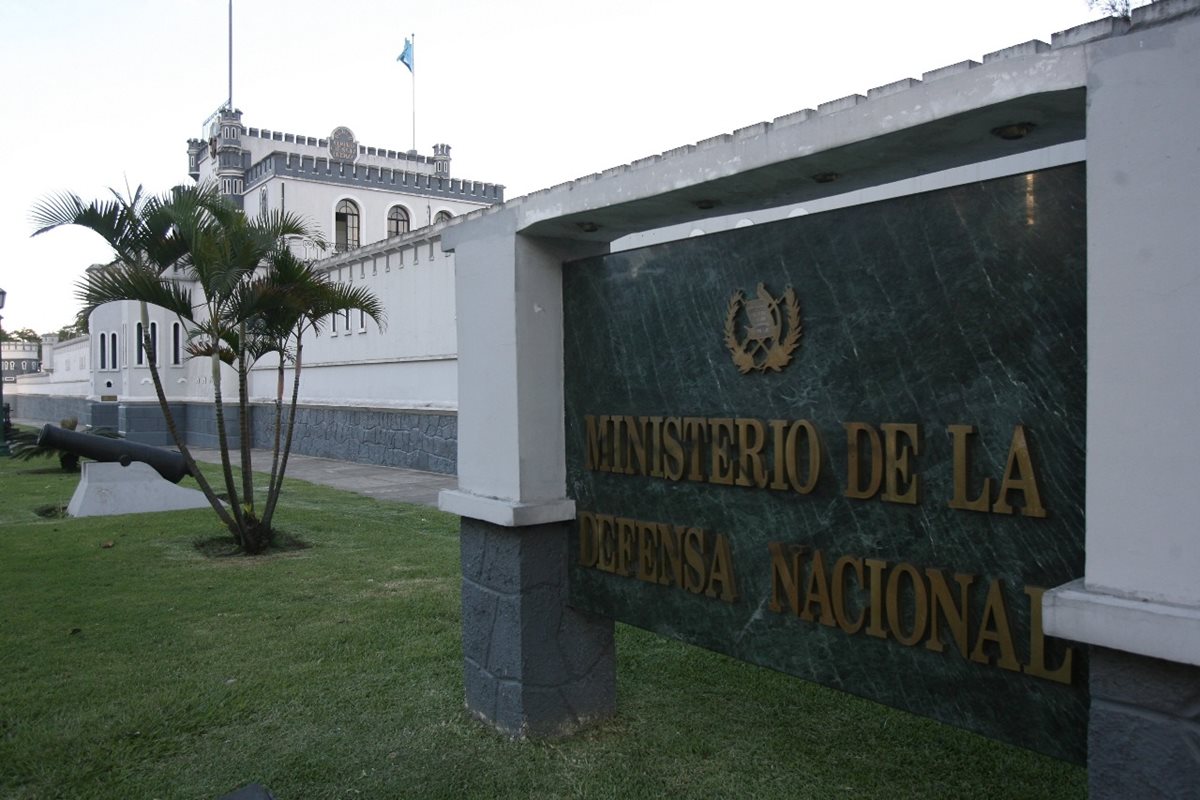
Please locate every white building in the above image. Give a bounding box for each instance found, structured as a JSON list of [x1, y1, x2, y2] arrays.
[[1, 340, 41, 383], [187, 107, 502, 246], [12, 108, 503, 473]]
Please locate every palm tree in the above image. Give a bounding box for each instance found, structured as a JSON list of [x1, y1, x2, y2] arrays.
[[241, 247, 385, 531], [30, 183, 384, 553], [31, 184, 236, 532], [162, 198, 324, 551]]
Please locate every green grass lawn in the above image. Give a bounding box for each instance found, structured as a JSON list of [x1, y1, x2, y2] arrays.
[[0, 455, 1085, 799]]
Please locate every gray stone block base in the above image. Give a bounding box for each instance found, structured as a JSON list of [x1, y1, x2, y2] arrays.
[[1088, 646, 1200, 799], [460, 517, 615, 738]]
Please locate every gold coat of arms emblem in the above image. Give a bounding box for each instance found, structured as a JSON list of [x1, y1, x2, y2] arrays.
[[723, 283, 802, 373]]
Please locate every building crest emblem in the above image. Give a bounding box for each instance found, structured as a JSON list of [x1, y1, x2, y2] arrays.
[[328, 126, 359, 162], [723, 283, 802, 374]]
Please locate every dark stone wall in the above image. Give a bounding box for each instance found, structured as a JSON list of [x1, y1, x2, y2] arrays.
[[187, 403, 244, 450], [460, 517, 615, 738], [12, 398, 456, 475], [249, 405, 456, 474], [1089, 646, 1200, 799], [9, 395, 94, 428], [118, 402, 193, 447], [90, 403, 118, 430]]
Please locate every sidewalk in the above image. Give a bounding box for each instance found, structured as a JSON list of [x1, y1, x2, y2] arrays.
[[189, 448, 456, 509]]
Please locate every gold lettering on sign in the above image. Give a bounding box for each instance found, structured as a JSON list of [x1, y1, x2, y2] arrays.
[[682, 528, 707, 594], [768, 542, 804, 615], [705, 535, 739, 603], [578, 510, 739, 604], [760, 544, 1078, 685], [992, 425, 1047, 518], [801, 549, 835, 626], [844, 423, 883, 500], [597, 514, 616, 572], [735, 418, 768, 489], [881, 423, 921, 505], [865, 558, 888, 639], [831, 556, 866, 634], [786, 420, 822, 494], [709, 418, 736, 486], [662, 417, 685, 481], [970, 579, 1021, 672], [683, 417, 707, 482], [1022, 586, 1073, 684], [582, 414, 1051, 517], [948, 424, 991, 512], [925, 569, 974, 658], [886, 562, 928, 646], [657, 524, 683, 588]]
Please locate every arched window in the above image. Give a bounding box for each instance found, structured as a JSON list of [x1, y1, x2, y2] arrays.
[[109, 332, 117, 370], [136, 322, 158, 366], [99, 333, 107, 370], [172, 322, 183, 365], [387, 205, 410, 237], [434, 210, 453, 225], [335, 199, 360, 252]]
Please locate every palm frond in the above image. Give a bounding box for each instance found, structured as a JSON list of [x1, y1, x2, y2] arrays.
[[74, 263, 195, 320]]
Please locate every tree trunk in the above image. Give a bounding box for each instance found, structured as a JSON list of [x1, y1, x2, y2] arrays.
[[262, 329, 303, 530], [237, 323, 254, 515], [138, 302, 236, 530], [211, 349, 246, 545], [264, 348, 286, 522]]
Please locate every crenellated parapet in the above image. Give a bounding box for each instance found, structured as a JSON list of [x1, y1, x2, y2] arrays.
[[243, 127, 440, 168], [244, 152, 504, 204]]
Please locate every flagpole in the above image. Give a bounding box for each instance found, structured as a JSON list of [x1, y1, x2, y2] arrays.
[[227, 0, 233, 108], [410, 32, 416, 152]]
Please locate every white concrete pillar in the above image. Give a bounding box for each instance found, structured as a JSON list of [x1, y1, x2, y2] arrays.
[[1045, 9, 1200, 797], [440, 211, 616, 737]]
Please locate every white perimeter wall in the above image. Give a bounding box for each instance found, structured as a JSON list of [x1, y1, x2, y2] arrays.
[[82, 225, 458, 412], [247, 228, 459, 409], [12, 336, 91, 397]]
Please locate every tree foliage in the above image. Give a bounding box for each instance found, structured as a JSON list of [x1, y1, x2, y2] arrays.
[[52, 314, 90, 342], [31, 183, 385, 553], [0, 327, 41, 343], [1086, 0, 1148, 18]]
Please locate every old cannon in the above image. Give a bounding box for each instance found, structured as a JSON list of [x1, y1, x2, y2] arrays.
[[37, 424, 190, 484]]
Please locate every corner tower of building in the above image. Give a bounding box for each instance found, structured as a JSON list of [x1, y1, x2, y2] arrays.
[[185, 111, 504, 250]]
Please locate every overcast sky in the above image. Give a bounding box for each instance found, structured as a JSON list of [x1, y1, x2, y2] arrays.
[[0, 0, 1111, 333]]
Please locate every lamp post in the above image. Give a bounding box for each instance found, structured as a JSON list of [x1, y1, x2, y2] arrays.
[[0, 286, 8, 456]]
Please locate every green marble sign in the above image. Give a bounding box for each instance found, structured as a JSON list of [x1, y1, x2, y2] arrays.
[[562, 164, 1087, 763]]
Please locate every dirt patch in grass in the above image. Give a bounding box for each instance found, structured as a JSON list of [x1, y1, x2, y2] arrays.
[[34, 504, 68, 519], [192, 531, 311, 558]]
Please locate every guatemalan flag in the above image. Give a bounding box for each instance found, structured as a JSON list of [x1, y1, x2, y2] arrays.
[[398, 38, 414, 72]]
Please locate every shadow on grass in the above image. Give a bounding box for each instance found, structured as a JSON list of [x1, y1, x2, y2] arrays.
[[16, 466, 75, 475], [192, 531, 311, 558]]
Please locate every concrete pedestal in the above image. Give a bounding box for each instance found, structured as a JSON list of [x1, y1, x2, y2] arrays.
[[1087, 647, 1200, 799], [460, 518, 615, 738], [68, 461, 211, 518]]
